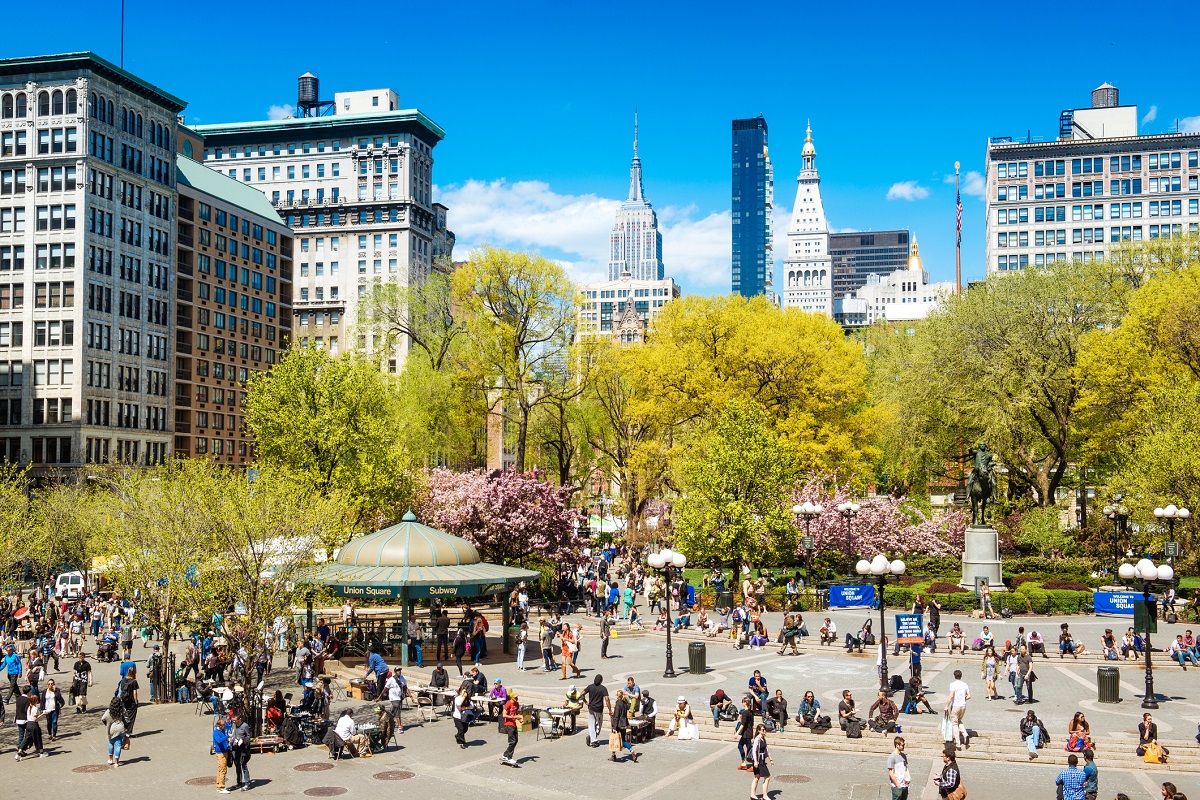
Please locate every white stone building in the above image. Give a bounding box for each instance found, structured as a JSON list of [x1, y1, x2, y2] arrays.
[[0, 52, 184, 470], [986, 83, 1200, 276], [851, 238, 956, 326], [193, 78, 452, 368], [781, 124, 832, 315]]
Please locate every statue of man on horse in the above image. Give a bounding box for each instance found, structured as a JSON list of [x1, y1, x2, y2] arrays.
[[967, 442, 995, 526]]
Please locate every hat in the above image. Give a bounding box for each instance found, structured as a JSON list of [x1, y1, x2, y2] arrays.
[[494, 678, 502, 684], [153, 644, 160, 650], [677, 695, 687, 702], [568, 685, 576, 690]]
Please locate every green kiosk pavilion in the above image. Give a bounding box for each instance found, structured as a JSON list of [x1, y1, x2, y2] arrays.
[[303, 511, 541, 667]]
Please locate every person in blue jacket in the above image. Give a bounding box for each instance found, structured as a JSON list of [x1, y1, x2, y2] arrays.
[[3, 643, 22, 704]]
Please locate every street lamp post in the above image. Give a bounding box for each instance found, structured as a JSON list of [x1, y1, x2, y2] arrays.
[[793, 501, 824, 586], [1154, 504, 1191, 572], [647, 547, 688, 678], [857, 555, 906, 693], [837, 502, 861, 577], [1118, 558, 1175, 709], [1103, 498, 1129, 568]]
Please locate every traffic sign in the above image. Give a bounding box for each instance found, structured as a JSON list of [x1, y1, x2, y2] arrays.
[[1164, 542, 1179, 557], [802, 536, 815, 550]]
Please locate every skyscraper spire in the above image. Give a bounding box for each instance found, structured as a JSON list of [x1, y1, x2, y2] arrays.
[[628, 109, 644, 203], [610, 111, 663, 281]]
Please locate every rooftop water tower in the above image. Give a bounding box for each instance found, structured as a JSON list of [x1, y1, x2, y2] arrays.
[[1092, 82, 1119, 108], [296, 72, 334, 117]]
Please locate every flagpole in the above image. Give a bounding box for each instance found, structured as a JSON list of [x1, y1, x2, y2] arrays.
[[954, 161, 962, 295]]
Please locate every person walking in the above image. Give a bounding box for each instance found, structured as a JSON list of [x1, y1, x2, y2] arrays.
[[230, 709, 252, 790], [609, 689, 639, 762], [101, 696, 126, 767], [945, 669, 971, 750], [888, 737, 911, 800], [500, 690, 521, 766], [736, 697, 755, 769], [71, 651, 92, 713], [435, 611, 451, 663], [582, 674, 611, 747], [3, 643, 23, 703], [1055, 754, 1087, 800], [42, 678, 64, 741], [452, 627, 467, 676], [118, 664, 139, 744], [213, 715, 232, 793], [452, 684, 472, 749], [750, 724, 774, 800]]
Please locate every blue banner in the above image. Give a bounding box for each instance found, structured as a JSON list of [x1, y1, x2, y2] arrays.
[[1094, 592, 1139, 616], [829, 583, 876, 608], [895, 613, 925, 644]]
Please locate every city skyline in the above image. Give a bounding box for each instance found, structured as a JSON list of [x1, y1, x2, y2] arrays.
[[5, 1, 1199, 296]]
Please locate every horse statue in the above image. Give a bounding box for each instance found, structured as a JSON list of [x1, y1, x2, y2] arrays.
[[967, 442, 995, 526]]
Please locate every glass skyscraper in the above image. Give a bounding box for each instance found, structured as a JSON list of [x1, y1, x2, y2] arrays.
[[731, 116, 773, 298]]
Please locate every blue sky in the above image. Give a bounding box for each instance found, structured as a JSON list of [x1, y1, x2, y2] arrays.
[[6, 0, 1200, 293]]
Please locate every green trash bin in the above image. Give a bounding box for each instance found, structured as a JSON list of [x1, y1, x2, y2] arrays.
[[688, 641, 707, 675], [1097, 666, 1120, 703]]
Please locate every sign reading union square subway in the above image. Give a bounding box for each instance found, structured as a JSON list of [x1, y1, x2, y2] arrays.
[[335, 582, 509, 600]]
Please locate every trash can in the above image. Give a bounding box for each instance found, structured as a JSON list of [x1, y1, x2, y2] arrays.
[[688, 641, 707, 675], [717, 591, 733, 610], [1097, 666, 1120, 703]]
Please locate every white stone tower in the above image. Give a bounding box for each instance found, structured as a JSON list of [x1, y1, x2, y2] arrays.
[[782, 122, 832, 315]]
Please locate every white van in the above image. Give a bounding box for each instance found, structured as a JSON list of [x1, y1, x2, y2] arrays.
[[55, 571, 86, 599]]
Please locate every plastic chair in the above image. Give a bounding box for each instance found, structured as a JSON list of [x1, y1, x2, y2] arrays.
[[416, 694, 437, 723], [536, 712, 560, 741]]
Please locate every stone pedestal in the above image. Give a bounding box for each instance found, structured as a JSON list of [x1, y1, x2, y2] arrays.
[[960, 524, 1003, 590]]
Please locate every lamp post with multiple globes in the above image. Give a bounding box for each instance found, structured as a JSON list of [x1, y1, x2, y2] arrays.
[[1118, 558, 1174, 709], [857, 555, 906, 692], [793, 501, 824, 585], [646, 547, 688, 678]]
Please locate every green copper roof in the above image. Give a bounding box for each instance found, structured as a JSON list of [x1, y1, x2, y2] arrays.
[[0, 52, 186, 113], [175, 156, 281, 222], [193, 109, 445, 144]]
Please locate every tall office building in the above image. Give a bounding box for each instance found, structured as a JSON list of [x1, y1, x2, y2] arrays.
[[781, 123, 832, 314], [194, 77, 451, 368], [731, 116, 773, 298], [829, 229, 911, 298], [608, 114, 663, 281], [986, 84, 1200, 276], [172, 126, 293, 465], [0, 52, 184, 470]]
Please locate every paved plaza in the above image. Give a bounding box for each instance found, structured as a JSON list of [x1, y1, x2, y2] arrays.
[[3, 608, 1198, 799]]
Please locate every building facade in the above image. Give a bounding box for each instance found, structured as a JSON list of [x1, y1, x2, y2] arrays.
[[0, 52, 184, 470], [577, 274, 680, 344], [731, 115, 773, 299], [829, 229, 911, 298], [194, 82, 449, 368], [608, 115, 664, 282], [781, 124, 832, 315], [986, 84, 1200, 276], [850, 238, 956, 326], [172, 146, 293, 465]]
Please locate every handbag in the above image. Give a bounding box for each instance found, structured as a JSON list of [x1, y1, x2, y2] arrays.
[[568, 641, 579, 653], [608, 730, 623, 752], [948, 784, 967, 800], [610, 629, 618, 639], [1143, 742, 1166, 763]]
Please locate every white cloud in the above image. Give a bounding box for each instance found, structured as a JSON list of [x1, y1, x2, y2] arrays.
[[433, 179, 734, 293], [267, 104, 295, 120], [1180, 116, 1200, 134], [944, 170, 985, 198], [887, 181, 930, 201], [1141, 105, 1158, 125]]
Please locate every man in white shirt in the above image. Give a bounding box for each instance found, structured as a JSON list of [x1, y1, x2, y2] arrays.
[[887, 736, 911, 800], [383, 668, 409, 729], [334, 709, 371, 757], [945, 669, 971, 749]]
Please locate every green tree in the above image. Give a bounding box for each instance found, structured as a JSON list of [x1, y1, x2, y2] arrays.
[[672, 401, 801, 597], [359, 262, 463, 372], [871, 259, 1120, 505], [454, 245, 578, 472], [0, 465, 32, 587], [244, 346, 416, 532]]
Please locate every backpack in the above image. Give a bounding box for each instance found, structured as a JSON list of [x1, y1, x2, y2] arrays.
[[845, 718, 863, 738], [762, 717, 777, 733], [481, 617, 490, 632]]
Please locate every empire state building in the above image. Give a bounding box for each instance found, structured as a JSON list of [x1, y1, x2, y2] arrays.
[[608, 114, 665, 281]]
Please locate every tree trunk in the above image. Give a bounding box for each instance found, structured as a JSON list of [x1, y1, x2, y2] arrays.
[[516, 403, 530, 472]]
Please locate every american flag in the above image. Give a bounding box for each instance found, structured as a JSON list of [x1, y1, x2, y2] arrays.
[[955, 180, 963, 246]]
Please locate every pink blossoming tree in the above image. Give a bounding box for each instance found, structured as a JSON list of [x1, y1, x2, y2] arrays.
[[418, 467, 586, 565], [791, 475, 967, 560]]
